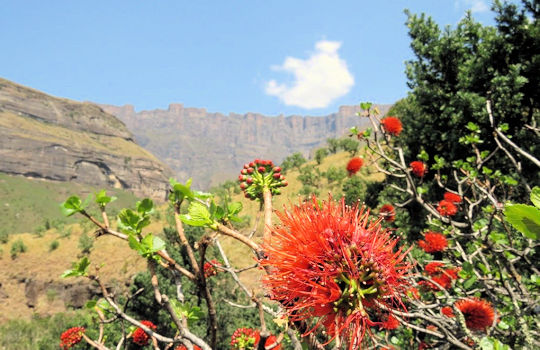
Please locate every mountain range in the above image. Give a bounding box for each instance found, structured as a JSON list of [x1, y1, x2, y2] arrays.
[[101, 102, 391, 188]]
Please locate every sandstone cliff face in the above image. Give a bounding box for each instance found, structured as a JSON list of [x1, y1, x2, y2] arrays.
[[0, 78, 172, 200], [101, 103, 391, 188]]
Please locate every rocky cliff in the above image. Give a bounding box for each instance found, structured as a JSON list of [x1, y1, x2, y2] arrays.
[[0, 78, 172, 200], [101, 103, 391, 188]]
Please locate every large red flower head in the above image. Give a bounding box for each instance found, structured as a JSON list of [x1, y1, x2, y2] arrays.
[[455, 298, 495, 331], [260, 197, 412, 348], [132, 320, 157, 346], [418, 232, 448, 253], [381, 116, 403, 136], [443, 192, 462, 204], [379, 204, 396, 222], [437, 200, 458, 217], [410, 161, 427, 178], [60, 327, 85, 350], [346, 157, 364, 175]]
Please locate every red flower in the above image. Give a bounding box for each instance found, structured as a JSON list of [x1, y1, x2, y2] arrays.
[[379, 204, 396, 222], [346, 157, 364, 175], [132, 320, 157, 346], [418, 232, 447, 253], [418, 341, 430, 350], [424, 262, 445, 275], [410, 161, 427, 177], [381, 116, 403, 136], [263, 335, 281, 350], [441, 306, 455, 317], [380, 314, 399, 330], [443, 192, 462, 204], [406, 287, 420, 300], [455, 298, 495, 331], [175, 346, 202, 350], [437, 200, 458, 217], [260, 197, 412, 348], [60, 327, 85, 350], [204, 259, 222, 278], [230, 328, 259, 349]]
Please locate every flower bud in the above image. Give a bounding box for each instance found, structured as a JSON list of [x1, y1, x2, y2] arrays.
[[243, 163, 249, 169], [249, 162, 255, 168], [258, 166, 266, 173], [241, 169, 247, 175], [240, 182, 248, 190], [280, 175, 285, 180], [273, 173, 281, 179], [273, 166, 281, 173], [281, 180, 288, 187], [246, 177, 253, 184], [247, 167, 254, 174]]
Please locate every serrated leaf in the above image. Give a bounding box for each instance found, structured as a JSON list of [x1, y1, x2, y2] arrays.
[[95, 189, 116, 206], [128, 234, 141, 251], [531, 186, 540, 208], [61, 256, 90, 278], [117, 209, 142, 234], [228, 202, 242, 215], [504, 203, 540, 240], [136, 198, 154, 214], [180, 202, 213, 227], [60, 196, 83, 217]]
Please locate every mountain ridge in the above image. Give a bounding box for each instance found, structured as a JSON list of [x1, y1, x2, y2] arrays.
[[100, 102, 391, 188]]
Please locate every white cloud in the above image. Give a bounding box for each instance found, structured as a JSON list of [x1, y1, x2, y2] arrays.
[[457, 0, 490, 13], [265, 40, 354, 109]]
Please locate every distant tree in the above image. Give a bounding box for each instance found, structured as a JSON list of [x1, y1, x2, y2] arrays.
[[281, 152, 307, 172], [324, 166, 347, 186], [342, 176, 365, 206], [78, 232, 93, 256], [339, 138, 360, 155], [297, 164, 321, 188], [314, 147, 329, 165], [326, 138, 340, 154]]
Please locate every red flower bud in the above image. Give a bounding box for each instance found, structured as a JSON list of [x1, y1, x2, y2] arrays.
[[249, 162, 255, 168], [238, 175, 244, 182], [258, 166, 266, 173], [241, 169, 247, 175], [280, 175, 285, 180], [273, 173, 281, 179], [244, 163, 249, 169], [246, 178, 253, 184], [247, 167, 254, 174], [240, 183, 248, 190], [273, 166, 281, 173], [281, 180, 288, 187]]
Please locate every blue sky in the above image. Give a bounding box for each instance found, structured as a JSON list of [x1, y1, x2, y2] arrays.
[[0, 1, 506, 116]]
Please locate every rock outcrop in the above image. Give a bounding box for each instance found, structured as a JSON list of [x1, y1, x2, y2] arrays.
[[101, 103, 391, 188], [0, 78, 172, 200]]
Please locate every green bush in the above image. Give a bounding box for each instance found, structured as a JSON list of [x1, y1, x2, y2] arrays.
[[10, 239, 27, 259], [0, 229, 9, 244], [49, 240, 59, 252], [78, 232, 93, 255]]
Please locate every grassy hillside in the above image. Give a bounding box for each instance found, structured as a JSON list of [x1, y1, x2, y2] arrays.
[[0, 172, 139, 235]]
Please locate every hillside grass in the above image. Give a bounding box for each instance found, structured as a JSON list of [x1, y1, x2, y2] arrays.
[[0, 172, 139, 235]]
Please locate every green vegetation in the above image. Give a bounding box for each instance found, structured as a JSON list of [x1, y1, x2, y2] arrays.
[[0, 172, 138, 234], [10, 239, 27, 259]]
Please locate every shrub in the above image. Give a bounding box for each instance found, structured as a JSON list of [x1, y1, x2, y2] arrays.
[[10, 239, 27, 259]]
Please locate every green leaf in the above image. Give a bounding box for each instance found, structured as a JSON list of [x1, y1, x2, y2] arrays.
[[61, 256, 91, 278], [363, 128, 372, 137], [95, 190, 116, 207], [462, 261, 473, 273], [136, 198, 154, 215], [180, 202, 213, 227], [504, 203, 540, 240], [60, 195, 83, 217], [85, 300, 97, 309], [350, 126, 359, 135], [463, 275, 477, 290], [228, 202, 243, 216], [117, 209, 141, 234], [497, 320, 510, 330], [360, 102, 372, 111], [417, 150, 429, 162], [531, 186, 540, 209], [416, 185, 428, 195], [479, 337, 494, 350], [128, 234, 142, 251]]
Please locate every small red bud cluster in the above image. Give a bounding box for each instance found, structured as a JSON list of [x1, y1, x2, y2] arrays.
[[238, 159, 287, 200], [132, 320, 157, 346], [230, 328, 281, 350], [419, 261, 459, 291], [203, 259, 222, 278], [60, 327, 85, 350]]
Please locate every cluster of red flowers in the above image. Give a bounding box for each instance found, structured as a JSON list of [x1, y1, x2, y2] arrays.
[[410, 161, 427, 178], [60, 327, 85, 350], [379, 204, 396, 222], [260, 196, 411, 348], [175, 345, 202, 350], [381, 116, 403, 136], [436, 191, 462, 217], [442, 298, 495, 331], [230, 328, 281, 350], [346, 157, 364, 175], [418, 231, 448, 253], [132, 320, 157, 346], [203, 259, 222, 278], [419, 262, 459, 291], [238, 159, 287, 200]]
